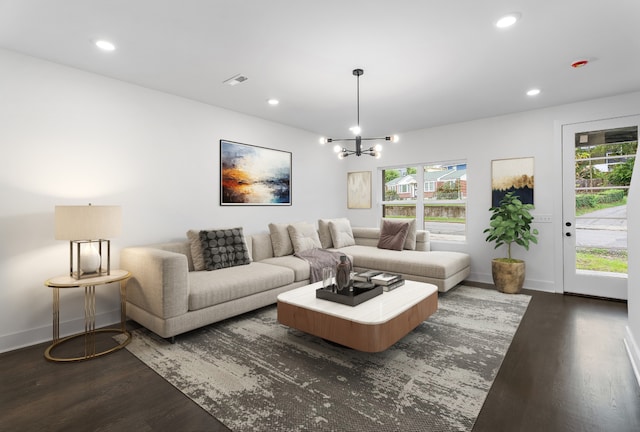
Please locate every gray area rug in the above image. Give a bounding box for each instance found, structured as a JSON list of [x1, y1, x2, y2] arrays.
[[124, 286, 530, 432]]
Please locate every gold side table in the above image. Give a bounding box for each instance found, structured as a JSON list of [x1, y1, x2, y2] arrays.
[[44, 269, 132, 362]]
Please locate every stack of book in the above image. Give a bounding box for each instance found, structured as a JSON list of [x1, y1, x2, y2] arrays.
[[353, 270, 404, 291]]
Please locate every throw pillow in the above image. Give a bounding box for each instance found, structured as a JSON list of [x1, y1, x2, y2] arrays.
[[328, 219, 355, 248], [269, 222, 294, 257], [377, 219, 410, 251], [199, 228, 251, 271], [187, 229, 206, 271], [288, 222, 322, 254], [381, 218, 417, 250], [318, 218, 351, 248]]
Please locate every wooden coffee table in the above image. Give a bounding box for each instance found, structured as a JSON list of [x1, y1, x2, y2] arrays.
[[277, 280, 438, 352]]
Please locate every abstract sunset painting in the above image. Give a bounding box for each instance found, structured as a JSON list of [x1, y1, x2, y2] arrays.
[[220, 140, 291, 205]]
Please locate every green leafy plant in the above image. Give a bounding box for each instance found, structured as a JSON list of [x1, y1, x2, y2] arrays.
[[484, 191, 539, 261]]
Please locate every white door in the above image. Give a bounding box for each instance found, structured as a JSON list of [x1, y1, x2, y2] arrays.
[[562, 116, 638, 300]]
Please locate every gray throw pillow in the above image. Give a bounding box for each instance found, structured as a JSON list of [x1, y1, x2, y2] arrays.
[[377, 219, 409, 251], [381, 218, 417, 250], [199, 227, 251, 271]]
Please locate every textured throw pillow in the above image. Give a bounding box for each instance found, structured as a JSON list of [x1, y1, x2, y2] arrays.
[[381, 218, 417, 250], [199, 228, 251, 271], [288, 222, 322, 254], [378, 219, 410, 251], [269, 223, 294, 257], [328, 219, 355, 248], [187, 229, 206, 271], [318, 218, 351, 249]]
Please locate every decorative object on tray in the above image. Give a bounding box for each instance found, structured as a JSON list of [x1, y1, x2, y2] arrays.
[[335, 254, 352, 291]]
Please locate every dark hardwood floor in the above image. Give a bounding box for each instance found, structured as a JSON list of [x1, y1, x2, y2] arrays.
[[2, 288, 639, 432]]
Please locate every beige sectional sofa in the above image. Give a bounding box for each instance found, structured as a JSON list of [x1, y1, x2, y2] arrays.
[[120, 221, 470, 340]]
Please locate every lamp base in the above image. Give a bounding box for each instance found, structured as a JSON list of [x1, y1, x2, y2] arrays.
[[69, 240, 111, 280]]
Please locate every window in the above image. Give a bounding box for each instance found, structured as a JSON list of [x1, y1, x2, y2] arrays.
[[381, 161, 467, 241], [425, 181, 435, 192]]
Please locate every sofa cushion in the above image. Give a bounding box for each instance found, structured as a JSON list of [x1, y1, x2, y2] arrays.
[[329, 219, 355, 248], [339, 245, 470, 280], [269, 222, 294, 257], [288, 222, 321, 253], [378, 219, 409, 251], [188, 262, 295, 311], [259, 255, 311, 282], [199, 228, 251, 270], [381, 218, 417, 250]]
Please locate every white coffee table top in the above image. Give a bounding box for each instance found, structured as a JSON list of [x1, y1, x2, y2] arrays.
[[277, 280, 438, 325]]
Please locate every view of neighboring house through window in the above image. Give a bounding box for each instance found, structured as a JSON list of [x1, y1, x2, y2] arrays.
[[574, 126, 636, 274], [382, 161, 467, 241]]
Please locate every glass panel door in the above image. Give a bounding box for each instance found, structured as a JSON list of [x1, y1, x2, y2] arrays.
[[562, 117, 638, 299]]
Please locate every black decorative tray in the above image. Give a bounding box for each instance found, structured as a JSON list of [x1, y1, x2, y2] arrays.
[[316, 282, 383, 306]]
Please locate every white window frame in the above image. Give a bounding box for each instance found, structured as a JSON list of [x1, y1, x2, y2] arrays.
[[380, 159, 467, 242]]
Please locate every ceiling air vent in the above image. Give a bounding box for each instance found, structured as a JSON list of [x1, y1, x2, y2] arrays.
[[223, 74, 248, 86]]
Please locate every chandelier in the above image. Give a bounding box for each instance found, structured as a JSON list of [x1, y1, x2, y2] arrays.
[[320, 68, 398, 159]]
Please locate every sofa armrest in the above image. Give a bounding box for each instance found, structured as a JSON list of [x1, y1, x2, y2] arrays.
[[121, 247, 189, 319]]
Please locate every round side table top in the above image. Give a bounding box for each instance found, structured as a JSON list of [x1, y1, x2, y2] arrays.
[[45, 269, 131, 288]]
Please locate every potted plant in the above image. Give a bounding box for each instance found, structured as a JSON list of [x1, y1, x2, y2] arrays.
[[483, 191, 539, 293]]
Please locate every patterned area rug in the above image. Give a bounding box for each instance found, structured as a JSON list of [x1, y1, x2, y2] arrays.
[[124, 286, 530, 432]]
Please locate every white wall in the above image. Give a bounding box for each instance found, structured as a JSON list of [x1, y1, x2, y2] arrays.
[[0, 49, 342, 352], [345, 91, 640, 293]]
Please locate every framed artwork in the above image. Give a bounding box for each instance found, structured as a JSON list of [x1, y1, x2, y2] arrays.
[[491, 157, 534, 207], [220, 140, 292, 206], [347, 171, 372, 209]]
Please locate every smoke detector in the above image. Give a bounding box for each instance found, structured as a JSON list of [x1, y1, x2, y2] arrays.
[[223, 74, 249, 86]]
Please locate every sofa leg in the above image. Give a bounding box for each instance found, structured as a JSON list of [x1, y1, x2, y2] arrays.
[[168, 336, 176, 344]]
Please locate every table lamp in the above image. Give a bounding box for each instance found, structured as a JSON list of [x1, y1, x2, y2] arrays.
[[55, 204, 122, 279]]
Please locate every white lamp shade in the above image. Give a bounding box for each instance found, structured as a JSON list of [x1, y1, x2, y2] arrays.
[[55, 205, 122, 240]]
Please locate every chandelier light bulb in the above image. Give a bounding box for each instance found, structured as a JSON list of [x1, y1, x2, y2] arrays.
[[337, 152, 345, 160], [350, 126, 361, 135], [374, 144, 383, 152], [333, 144, 342, 153], [319, 137, 327, 145]]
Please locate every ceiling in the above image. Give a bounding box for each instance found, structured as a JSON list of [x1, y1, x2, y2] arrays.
[[1, 0, 639, 138]]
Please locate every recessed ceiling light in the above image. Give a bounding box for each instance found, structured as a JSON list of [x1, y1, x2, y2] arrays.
[[526, 88, 541, 96], [496, 13, 521, 28], [95, 40, 116, 51], [267, 98, 279, 106]]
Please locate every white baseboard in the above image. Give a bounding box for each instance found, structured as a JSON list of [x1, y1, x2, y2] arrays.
[[0, 309, 121, 354], [467, 271, 556, 292], [624, 326, 640, 389]]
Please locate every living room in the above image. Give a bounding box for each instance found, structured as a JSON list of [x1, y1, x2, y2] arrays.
[[1, 1, 639, 431]]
